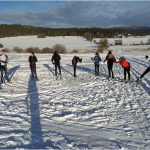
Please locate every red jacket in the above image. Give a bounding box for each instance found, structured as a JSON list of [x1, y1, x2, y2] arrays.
[[115, 59, 130, 69]]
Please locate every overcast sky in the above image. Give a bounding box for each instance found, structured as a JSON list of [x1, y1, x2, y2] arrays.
[[0, 1, 150, 28]]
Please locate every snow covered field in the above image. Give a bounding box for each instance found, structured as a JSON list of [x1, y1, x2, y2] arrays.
[[0, 52, 150, 149], [0, 36, 150, 53], [0, 36, 97, 52], [93, 36, 150, 46], [109, 45, 150, 52], [94, 36, 150, 52]]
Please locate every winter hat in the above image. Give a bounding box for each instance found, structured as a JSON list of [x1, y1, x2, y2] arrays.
[[119, 56, 125, 61], [145, 55, 149, 59]]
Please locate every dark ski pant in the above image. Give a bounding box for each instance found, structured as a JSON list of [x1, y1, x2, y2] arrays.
[[1, 66, 10, 83], [54, 63, 61, 76], [124, 68, 130, 81], [107, 62, 114, 78], [95, 63, 99, 76], [30, 64, 37, 77], [140, 67, 150, 79], [73, 64, 77, 77]]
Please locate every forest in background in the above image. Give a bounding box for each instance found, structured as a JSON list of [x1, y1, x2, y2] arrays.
[[0, 24, 150, 40]]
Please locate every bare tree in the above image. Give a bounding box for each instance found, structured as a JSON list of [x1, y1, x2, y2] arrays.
[[52, 44, 67, 53], [97, 39, 109, 53]]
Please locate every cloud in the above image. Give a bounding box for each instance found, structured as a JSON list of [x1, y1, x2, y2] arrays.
[[0, 1, 150, 27]]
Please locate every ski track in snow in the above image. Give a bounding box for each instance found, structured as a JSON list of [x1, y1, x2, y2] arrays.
[[0, 54, 150, 149]]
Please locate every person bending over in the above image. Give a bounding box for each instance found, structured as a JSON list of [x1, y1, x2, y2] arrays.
[[72, 56, 82, 77]]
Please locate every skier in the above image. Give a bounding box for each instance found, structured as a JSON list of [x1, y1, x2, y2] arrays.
[[115, 56, 131, 82], [0, 53, 2, 87], [91, 52, 102, 76], [29, 51, 38, 78], [137, 55, 150, 82], [0, 65, 1, 88], [0, 49, 10, 83], [72, 56, 82, 77], [51, 51, 61, 76], [103, 51, 116, 79]]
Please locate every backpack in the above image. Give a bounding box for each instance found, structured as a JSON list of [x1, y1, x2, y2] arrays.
[[108, 54, 114, 60], [122, 60, 130, 69]]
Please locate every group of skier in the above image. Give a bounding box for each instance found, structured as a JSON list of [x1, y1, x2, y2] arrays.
[[0, 49, 150, 86], [105, 51, 131, 81], [91, 51, 131, 81], [92, 51, 150, 82], [29, 50, 149, 82]]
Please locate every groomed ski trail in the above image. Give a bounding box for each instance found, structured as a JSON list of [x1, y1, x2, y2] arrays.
[[0, 54, 150, 149]]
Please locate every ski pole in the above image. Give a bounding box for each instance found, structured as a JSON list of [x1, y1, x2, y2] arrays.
[[90, 58, 92, 74], [116, 64, 121, 76]]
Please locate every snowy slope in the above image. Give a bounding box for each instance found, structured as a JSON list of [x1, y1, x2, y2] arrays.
[[1, 36, 150, 53], [0, 36, 97, 52], [0, 53, 150, 149]]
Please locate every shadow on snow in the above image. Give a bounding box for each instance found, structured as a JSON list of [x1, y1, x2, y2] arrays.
[[67, 64, 108, 78], [43, 64, 55, 75], [8, 65, 20, 80], [26, 77, 45, 148]]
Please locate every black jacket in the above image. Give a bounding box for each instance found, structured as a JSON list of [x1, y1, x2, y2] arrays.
[[51, 54, 61, 64], [72, 56, 82, 65], [29, 56, 37, 65], [104, 54, 116, 64]]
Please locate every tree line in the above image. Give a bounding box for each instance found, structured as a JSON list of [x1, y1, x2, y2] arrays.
[[0, 24, 150, 40], [0, 24, 124, 39]]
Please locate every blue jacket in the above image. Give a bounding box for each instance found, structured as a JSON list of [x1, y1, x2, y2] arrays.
[[92, 56, 101, 64]]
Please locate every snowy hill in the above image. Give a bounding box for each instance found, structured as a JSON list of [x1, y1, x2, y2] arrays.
[[0, 35, 150, 53], [0, 52, 150, 149], [0, 36, 97, 52]]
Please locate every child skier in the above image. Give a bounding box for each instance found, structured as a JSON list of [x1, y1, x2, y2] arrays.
[[115, 56, 131, 82], [51, 51, 61, 76], [29, 51, 38, 78], [137, 55, 150, 82], [72, 56, 82, 77], [104, 51, 116, 79], [0, 49, 10, 84], [91, 52, 101, 76]]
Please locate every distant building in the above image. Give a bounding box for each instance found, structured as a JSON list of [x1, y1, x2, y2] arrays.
[[115, 40, 122, 45], [118, 34, 123, 38], [128, 34, 132, 37]]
